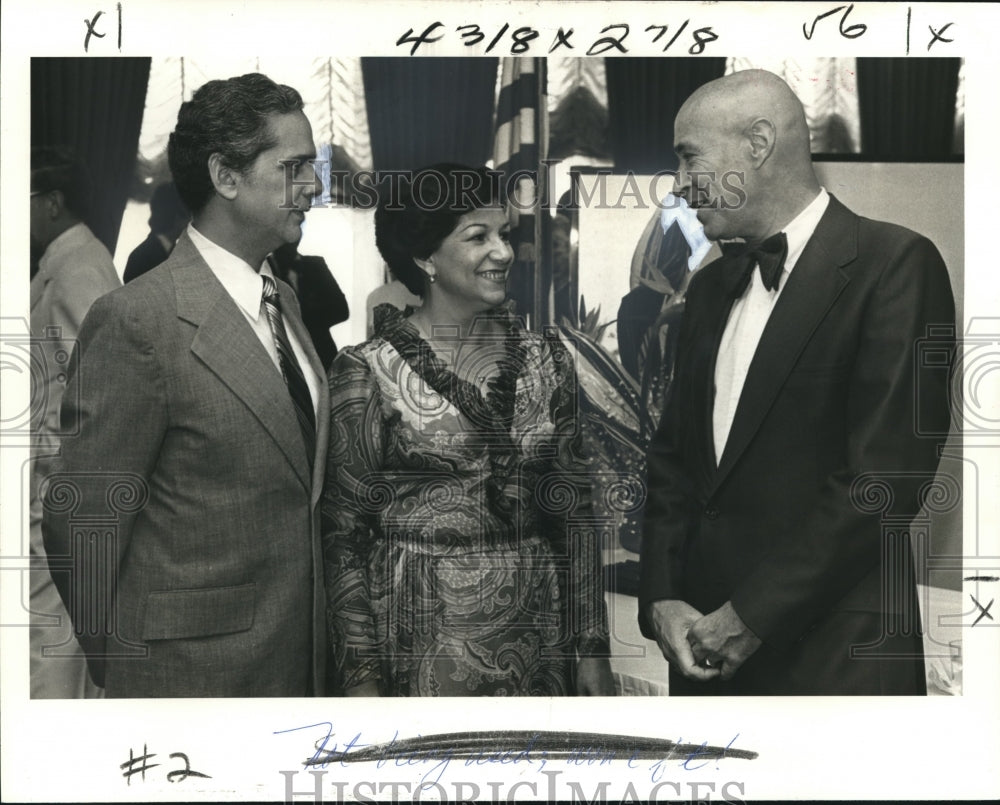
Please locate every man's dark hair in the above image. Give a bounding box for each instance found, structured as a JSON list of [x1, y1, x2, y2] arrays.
[[167, 73, 304, 213], [374, 164, 506, 297], [30, 146, 92, 220]]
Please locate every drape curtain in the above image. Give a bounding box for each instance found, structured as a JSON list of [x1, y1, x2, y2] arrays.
[[31, 57, 151, 255], [361, 58, 497, 172], [138, 58, 374, 173], [856, 58, 961, 159], [548, 57, 609, 161], [727, 58, 861, 153], [605, 58, 727, 173]]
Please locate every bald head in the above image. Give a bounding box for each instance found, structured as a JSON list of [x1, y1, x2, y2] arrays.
[[682, 70, 813, 169], [673, 70, 820, 241]]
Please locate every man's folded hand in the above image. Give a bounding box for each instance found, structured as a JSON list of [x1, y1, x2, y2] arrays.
[[687, 601, 763, 681], [647, 599, 723, 682]]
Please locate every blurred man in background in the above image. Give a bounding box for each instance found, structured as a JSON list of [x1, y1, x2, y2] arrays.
[[29, 145, 119, 697]]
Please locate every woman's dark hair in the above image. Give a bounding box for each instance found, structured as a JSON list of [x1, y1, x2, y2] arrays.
[[374, 164, 506, 297], [167, 73, 304, 213]]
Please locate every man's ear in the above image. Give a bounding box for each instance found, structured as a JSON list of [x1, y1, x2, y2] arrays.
[[45, 189, 65, 220], [746, 118, 776, 168], [207, 153, 239, 201]]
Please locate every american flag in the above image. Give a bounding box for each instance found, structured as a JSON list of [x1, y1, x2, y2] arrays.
[[492, 58, 548, 327]]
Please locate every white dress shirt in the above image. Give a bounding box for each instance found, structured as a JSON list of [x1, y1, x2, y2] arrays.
[[712, 189, 830, 464], [187, 224, 320, 416]]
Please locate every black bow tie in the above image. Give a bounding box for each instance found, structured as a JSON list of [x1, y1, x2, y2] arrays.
[[722, 231, 788, 297]]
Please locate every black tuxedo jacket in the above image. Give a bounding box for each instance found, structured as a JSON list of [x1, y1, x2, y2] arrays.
[[638, 196, 955, 695]]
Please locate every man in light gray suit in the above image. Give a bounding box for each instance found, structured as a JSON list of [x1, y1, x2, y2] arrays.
[[42, 73, 330, 697]]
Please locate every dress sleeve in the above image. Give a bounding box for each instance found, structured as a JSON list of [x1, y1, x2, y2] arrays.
[[541, 332, 611, 658], [321, 347, 386, 691]]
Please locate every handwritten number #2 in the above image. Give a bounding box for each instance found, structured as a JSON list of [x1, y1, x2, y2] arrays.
[[121, 746, 211, 785]]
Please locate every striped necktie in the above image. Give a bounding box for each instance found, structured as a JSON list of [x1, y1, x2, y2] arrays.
[[261, 274, 316, 468]]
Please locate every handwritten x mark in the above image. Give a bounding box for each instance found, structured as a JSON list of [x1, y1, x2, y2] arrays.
[[83, 11, 106, 52], [971, 595, 994, 626]]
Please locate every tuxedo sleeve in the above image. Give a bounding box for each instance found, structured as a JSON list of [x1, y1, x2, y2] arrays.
[[40, 290, 168, 687], [730, 234, 955, 647], [637, 276, 704, 639]]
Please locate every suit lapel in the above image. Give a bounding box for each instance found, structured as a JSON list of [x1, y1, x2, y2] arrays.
[[711, 196, 856, 494], [273, 276, 330, 693], [693, 267, 739, 487], [168, 233, 312, 491], [277, 277, 330, 506]]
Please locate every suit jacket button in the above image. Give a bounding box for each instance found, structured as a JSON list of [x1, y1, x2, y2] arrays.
[[705, 507, 719, 520]]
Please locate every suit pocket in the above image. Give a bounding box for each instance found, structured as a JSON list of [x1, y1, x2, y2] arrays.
[[142, 583, 256, 640]]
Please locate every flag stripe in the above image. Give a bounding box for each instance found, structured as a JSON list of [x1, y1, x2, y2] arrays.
[[493, 112, 536, 162], [493, 58, 547, 326], [496, 73, 541, 129]]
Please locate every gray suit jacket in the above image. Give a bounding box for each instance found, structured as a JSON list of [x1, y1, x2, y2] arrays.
[[42, 231, 330, 697]]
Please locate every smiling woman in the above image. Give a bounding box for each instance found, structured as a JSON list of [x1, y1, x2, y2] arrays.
[[321, 164, 615, 697]]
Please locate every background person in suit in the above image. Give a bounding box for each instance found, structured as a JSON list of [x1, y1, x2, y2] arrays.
[[268, 238, 349, 371], [42, 73, 329, 697], [29, 146, 120, 698], [638, 70, 955, 695], [122, 181, 190, 283]]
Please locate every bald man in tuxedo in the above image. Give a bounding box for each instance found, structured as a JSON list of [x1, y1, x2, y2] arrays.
[[639, 70, 955, 695]]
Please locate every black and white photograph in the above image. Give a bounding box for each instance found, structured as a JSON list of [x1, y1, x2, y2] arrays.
[[2, 1, 998, 802]]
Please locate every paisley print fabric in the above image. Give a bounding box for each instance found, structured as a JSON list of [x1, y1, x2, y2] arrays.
[[322, 305, 610, 696]]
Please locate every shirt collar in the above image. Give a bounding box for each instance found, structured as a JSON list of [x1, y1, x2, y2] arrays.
[[186, 223, 274, 321], [782, 187, 830, 274]]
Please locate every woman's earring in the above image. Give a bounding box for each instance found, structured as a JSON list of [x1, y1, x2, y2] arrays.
[[428, 274, 436, 283]]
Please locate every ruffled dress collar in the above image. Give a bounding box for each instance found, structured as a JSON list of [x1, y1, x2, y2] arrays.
[[372, 302, 527, 519]]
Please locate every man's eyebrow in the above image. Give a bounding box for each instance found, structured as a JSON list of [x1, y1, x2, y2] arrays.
[[674, 141, 694, 155]]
